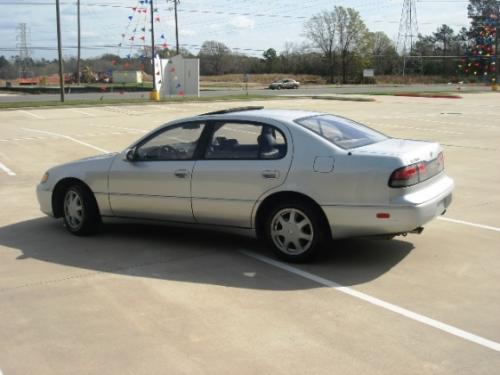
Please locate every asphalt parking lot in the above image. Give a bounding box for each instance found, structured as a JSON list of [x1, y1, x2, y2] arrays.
[[0, 94, 499, 374]]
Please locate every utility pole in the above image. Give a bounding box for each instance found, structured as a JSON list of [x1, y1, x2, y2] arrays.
[[77, 0, 81, 85], [150, 0, 157, 95], [56, 0, 65, 102], [174, 0, 180, 55]]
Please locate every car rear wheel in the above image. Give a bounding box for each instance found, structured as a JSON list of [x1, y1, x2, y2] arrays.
[[265, 202, 325, 262], [62, 184, 100, 235]]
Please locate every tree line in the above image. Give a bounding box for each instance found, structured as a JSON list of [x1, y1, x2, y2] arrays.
[[1, 0, 496, 84]]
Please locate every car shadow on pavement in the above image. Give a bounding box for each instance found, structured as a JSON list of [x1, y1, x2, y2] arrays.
[[0, 217, 414, 290]]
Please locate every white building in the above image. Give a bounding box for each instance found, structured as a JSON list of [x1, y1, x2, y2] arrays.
[[112, 70, 143, 84], [154, 55, 200, 97]]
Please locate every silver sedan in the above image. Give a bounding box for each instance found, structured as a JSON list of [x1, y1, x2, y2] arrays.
[[37, 107, 454, 262]]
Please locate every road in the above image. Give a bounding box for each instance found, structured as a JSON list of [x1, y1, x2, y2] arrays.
[[0, 95, 499, 374], [0, 83, 489, 103]]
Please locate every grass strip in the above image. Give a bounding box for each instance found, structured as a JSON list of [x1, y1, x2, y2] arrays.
[[0, 94, 375, 110]]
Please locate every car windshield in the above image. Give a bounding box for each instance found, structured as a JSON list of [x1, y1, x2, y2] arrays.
[[295, 114, 388, 149]]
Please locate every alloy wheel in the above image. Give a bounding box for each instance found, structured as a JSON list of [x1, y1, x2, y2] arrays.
[[64, 189, 84, 230], [270, 208, 314, 255]]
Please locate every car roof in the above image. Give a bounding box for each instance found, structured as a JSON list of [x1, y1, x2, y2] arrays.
[[195, 108, 322, 124]]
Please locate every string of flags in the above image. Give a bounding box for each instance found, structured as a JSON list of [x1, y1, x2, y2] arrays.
[[106, 0, 183, 95]]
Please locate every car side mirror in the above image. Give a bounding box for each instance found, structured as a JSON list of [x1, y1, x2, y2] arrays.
[[124, 148, 137, 162]]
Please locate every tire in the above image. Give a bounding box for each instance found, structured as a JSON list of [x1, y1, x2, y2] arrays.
[[277, 86, 282, 90], [62, 184, 100, 236], [264, 201, 326, 262]]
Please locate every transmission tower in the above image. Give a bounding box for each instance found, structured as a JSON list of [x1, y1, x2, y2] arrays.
[[16, 23, 34, 80], [396, 0, 420, 76]]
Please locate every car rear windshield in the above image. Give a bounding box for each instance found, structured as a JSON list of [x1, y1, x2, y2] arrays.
[[295, 115, 388, 149]]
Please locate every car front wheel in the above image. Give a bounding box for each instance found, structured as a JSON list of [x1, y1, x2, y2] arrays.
[[63, 184, 100, 235], [265, 202, 325, 262]]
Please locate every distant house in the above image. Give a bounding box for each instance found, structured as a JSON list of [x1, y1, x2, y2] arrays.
[[112, 71, 143, 84]]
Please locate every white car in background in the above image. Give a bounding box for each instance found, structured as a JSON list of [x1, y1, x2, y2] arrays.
[[37, 107, 454, 262], [269, 79, 300, 90]]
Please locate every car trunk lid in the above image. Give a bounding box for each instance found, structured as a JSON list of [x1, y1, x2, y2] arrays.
[[353, 138, 441, 165]]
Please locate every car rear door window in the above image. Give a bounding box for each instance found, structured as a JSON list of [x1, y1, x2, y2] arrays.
[[205, 122, 286, 160]]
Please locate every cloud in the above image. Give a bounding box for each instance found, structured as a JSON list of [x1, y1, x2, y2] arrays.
[[229, 15, 255, 29]]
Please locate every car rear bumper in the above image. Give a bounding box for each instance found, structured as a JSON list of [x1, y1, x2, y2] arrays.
[[322, 176, 454, 239], [36, 184, 54, 217]]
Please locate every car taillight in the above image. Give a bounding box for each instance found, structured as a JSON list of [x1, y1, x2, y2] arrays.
[[389, 152, 444, 188], [436, 152, 444, 171]]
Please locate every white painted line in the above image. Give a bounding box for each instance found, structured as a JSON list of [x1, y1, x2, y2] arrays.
[[68, 108, 96, 117], [18, 110, 45, 119], [240, 250, 500, 353], [438, 217, 500, 233], [86, 123, 147, 133], [0, 161, 16, 176], [22, 128, 110, 153]]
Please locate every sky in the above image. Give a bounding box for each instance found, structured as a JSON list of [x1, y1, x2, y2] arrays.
[[0, 0, 471, 60]]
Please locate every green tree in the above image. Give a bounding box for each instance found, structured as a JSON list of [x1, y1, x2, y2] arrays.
[[263, 48, 278, 73], [433, 25, 455, 58], [0, 55, 16, 79]]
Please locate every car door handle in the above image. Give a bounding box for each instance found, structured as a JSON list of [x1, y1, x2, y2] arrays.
[[174, 169, 190, 178], [262, 170, 279, 179]]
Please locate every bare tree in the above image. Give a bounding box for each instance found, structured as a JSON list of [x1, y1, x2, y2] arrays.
[[336, 7, 368, 83], [368, 31, 398, 74], [304, 10, 338, 82], [199, 40, 231, 75]]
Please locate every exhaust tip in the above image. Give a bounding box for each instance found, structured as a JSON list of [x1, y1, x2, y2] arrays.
[[409, 227, 424, 235]]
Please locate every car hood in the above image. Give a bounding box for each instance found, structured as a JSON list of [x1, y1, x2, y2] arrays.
[[61, 152, 118, 166], [49, 152, 118, 174], [74, 152, 118, 163], [354, 138, 441, 164]]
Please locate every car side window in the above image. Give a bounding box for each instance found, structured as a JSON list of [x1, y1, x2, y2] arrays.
[[205, 122, 286, 160], [136, 123, 205, 161]]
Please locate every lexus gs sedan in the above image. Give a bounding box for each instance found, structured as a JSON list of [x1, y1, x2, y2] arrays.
[[37, 107, 454, 261]]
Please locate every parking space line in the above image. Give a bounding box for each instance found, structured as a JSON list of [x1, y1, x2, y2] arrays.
[[438, 217, 500, 233], [86, 124, 148, 133], [240, 250, 500, 353], [0, 161, 16, 176], [22, 128, 110, 153], [18, 110, 45, 119]]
